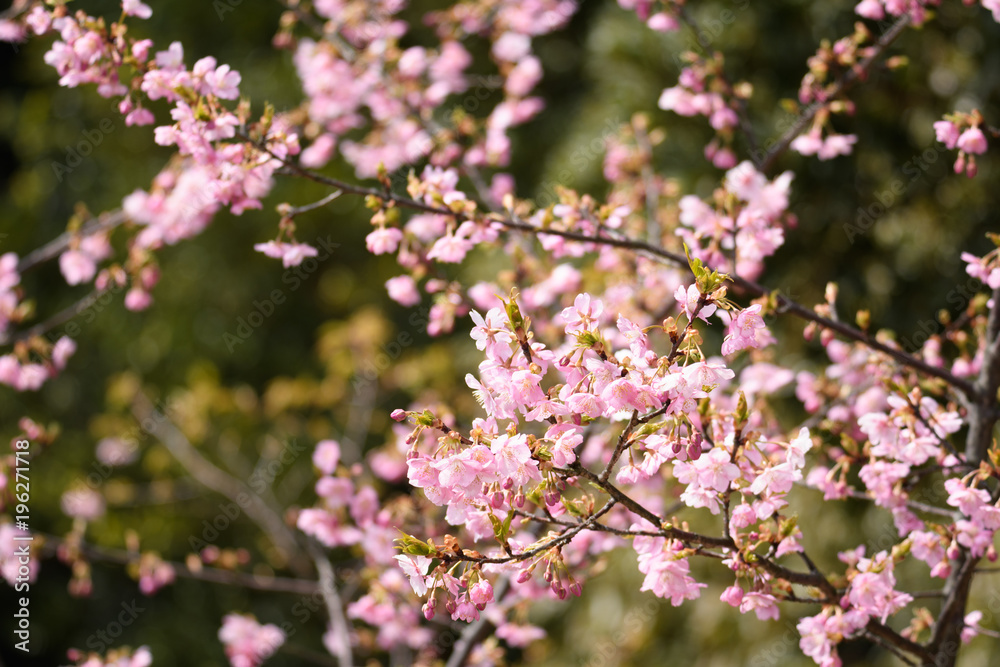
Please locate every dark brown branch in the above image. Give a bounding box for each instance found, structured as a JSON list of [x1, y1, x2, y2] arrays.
[[927, 285, 1000, 665], [439, 499, 617, 565], [865, 620, 927, 665], [256, 129, 978, 398]]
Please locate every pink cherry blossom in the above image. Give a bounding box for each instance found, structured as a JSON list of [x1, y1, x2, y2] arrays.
[[219, 613, 285, 667], [366, 227, 404, 255], [313, 440, 341, 474], [59, 249, 97, 285], [957, 127, 987, 155], [721, 304, 767, 355], [122, 0, 153, 19], [934, 120, 960, 148]]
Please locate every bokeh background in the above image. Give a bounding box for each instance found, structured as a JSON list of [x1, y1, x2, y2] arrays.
[[1, 0, 999, 665]]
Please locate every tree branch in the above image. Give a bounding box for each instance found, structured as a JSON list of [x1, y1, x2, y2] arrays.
[[131, 391, 311, 576], [16, 210, 127, 274], [927, 287, 1000, 665], [444, 578, 511, 667], [0, 288, 110, 346], [758, 14, 912, 173], [41, 533, 321, 595]]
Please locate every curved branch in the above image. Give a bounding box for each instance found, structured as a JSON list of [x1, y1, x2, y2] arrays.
[[271, 151, 976, 397], [131, 392, 311, 576]]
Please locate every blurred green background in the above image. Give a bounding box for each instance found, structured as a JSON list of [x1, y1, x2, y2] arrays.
[[1, 0, 999, 665]]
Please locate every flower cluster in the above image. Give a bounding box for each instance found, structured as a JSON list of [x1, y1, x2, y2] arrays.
[[678, 160, 794, 278], [616, 0, 682, 32], [935, 110, 991, 178], [62, 646, 153, 667], [658, 55, 748, 169], [218, 613, 286, 667]]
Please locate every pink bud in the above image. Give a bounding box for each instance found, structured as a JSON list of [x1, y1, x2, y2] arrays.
[[516, 568, 533, 584], [966, 156, 978, 178], [687, 441, 702, 461], [391, 409, 407, 422], [469, 580, 494, 608]]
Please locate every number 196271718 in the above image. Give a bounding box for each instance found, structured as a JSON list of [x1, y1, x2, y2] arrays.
[[14, 440, 31, 533]]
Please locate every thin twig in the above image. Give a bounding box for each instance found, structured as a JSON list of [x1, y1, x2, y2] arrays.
[[17, 210, 127, 274], [758, 14, 912, 173], [40, 533, 321, 595], [132, 391, 311, 575], [0, 288, 110, 346]]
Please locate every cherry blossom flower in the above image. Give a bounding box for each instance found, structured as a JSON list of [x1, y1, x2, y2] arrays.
[[219, 613, 285, 667], [366, 227, 404, 255], [385, 275, 421, 306], [313, 440, 341, 475], [721, 304, 767, 355], [122, 0, 153, 20], [957, 127, 987, 154], [253, 241, 319, 268]]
